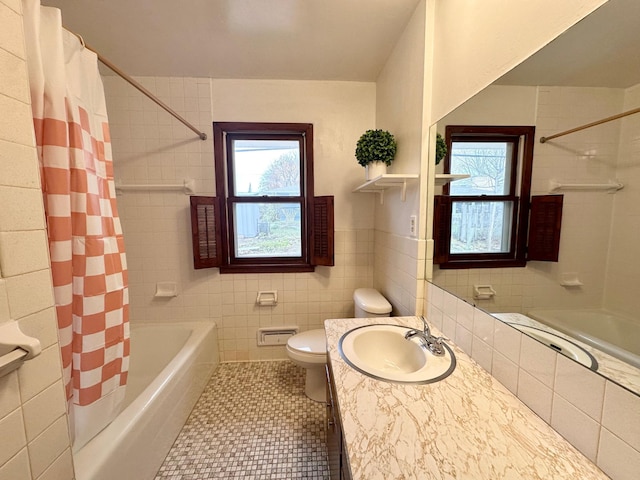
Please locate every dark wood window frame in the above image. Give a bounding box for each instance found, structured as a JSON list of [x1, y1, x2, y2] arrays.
[[188, 121, 334, 274], [435, 125, 538, 269]]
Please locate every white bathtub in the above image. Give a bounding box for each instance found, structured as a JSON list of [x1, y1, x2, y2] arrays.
[[528, 308, 640, 368], [73, 322, 219, 480]]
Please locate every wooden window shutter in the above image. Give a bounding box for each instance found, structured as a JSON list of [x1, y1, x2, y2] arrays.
[[310, 196, 334, 266], [433, 195, 452, 264], [527, 195, 563, 262], [190, 196, 223, 269]]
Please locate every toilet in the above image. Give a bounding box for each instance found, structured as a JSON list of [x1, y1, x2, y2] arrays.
[[286, 288, 392, 402], [353, 288, 392, 318], [286, 329, 327, 402]]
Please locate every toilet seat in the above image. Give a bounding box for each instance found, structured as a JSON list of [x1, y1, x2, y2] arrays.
[[286, 329, 326, 365], [287, 329, 326, 353]]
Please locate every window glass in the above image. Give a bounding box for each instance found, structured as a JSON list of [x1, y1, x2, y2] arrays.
[[450, 200, 513, 254], [232, 202, 302, 258], [231, 139, 301, 196], [449, 141, 513, 196]]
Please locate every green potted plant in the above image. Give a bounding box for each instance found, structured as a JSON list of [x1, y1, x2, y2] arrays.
[[355, 129, 397, 180], [435, 133, 447, 165]]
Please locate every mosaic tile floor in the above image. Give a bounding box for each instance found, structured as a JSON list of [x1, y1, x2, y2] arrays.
[[155, 361, 330, 479]]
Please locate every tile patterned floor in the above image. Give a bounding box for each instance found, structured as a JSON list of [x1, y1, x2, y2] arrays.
[[155, 361, 330, 479]]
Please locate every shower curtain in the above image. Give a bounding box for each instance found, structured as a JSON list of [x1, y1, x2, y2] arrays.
[[23, 0, 129, 450]]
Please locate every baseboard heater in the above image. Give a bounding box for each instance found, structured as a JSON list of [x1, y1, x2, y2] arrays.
[[257, 327, 299, 346]]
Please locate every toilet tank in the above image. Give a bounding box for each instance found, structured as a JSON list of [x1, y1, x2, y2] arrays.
[[353, 288, 392, 317]]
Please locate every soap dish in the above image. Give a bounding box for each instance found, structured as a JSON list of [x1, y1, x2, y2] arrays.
[[155, 282, 178, 297]]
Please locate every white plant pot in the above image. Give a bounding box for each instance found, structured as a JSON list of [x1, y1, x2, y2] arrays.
[[365, 162, 387, 180]]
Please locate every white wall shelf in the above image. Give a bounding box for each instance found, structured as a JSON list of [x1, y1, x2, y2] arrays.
[[115, 179, 195, 195], [353, 174, 419, 204], [548, 179, 624, 194], [435, 174, 470, 186]]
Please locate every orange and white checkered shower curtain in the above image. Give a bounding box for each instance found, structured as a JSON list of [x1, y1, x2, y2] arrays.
[[23, 0, 129, 450]]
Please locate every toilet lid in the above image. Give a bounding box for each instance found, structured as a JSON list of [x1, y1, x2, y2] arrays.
[[287, 329, 326, 354], [354, 288, 392, 314]]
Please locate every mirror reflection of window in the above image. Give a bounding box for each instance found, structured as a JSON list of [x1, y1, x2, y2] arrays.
[[449, 141, 512, 196]]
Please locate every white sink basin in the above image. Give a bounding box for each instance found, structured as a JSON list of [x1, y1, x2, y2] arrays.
[[338, 324, 456, 383], [507, 323, 598, 370]]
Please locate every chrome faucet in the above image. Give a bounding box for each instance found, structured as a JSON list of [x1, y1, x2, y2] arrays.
[[405, 316, 447, 356]]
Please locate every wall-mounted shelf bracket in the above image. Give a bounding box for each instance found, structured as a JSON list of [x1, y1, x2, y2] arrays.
[[353, 174, 419, 204]]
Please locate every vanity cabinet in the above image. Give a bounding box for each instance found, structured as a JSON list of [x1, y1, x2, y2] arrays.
[[326, 362, 352, 480]]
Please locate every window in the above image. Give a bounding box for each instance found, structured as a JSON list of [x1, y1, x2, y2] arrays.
[[434, 125, 562, 268], [190, 122, 334, 273]]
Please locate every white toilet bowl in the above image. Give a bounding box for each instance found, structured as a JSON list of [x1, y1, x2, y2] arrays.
[[286, 329, 327, 402], [286, 289, 391, 402]]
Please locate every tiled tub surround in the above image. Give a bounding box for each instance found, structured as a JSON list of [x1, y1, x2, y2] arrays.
[[102, 75, 380, 363], [325, 316, 609, 480], [426, 283, 640, 480]]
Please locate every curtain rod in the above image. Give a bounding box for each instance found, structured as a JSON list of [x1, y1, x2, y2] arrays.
[[70, 31, 207, 141], [540, 106, 640, 144]]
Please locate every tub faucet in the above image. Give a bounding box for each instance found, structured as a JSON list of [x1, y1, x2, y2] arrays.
[[405, 316, 447, 356]]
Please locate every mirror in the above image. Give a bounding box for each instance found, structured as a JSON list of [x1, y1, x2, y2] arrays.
[[429, 0, 640, 396]]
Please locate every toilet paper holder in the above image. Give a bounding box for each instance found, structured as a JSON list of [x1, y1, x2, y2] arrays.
[[0, 322, 42, 378], [256, 290, 278, 306]]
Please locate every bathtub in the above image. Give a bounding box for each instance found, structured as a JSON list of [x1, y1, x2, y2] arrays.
[[73, 322, 219, 480], [528, 308, 640, 369]]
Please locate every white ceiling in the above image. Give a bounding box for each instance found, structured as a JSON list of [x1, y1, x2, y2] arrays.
[[40, 0, 639, 88], [41, 0, 421, 81], [496, 0, 640, 89]]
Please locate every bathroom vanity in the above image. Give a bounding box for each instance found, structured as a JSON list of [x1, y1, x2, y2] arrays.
[[326, 362, 352, 480], [324, 316, 610, 480]]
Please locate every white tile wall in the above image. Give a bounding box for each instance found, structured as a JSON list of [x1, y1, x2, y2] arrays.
[[22, 381, 66, 442], [598, 428, 640, 480], [517, 369, 553, 423], [0, 1, 73, 478], [0, 449, 30, 480], [554, 355, 606, 422], [373, 230, 424, 316], [520, 334, 556, 388], [103, 75, 377, 361], [0, 231, 49, 276], [605, 84, 640, 317], [551, 394, 601, 461], [27, 416, 69, 478], [426, 282, 640, 479], [601, 381, 640, 451]]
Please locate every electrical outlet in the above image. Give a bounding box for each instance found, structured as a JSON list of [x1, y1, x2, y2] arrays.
[[409, 215, 417, 236]]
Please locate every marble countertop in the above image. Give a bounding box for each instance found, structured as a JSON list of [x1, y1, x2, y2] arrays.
[[325, 316, 610, 480]]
